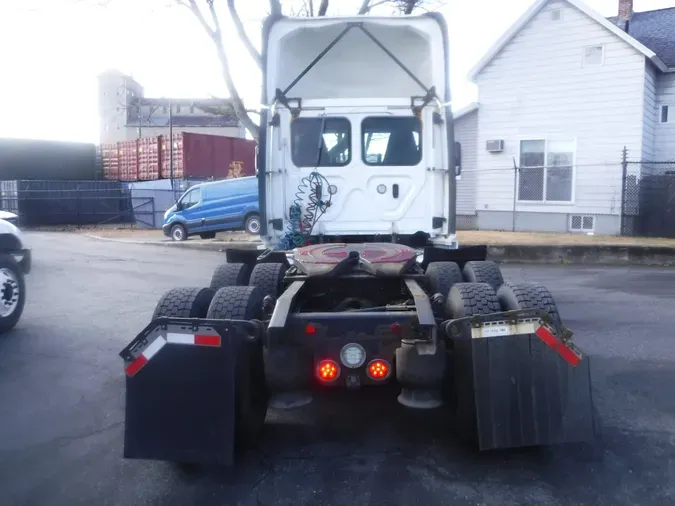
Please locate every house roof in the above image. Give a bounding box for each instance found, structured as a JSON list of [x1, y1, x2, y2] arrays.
[[468, 0, 671, 82], [608, 7, 675, 68], [453, 102, 479, 121]]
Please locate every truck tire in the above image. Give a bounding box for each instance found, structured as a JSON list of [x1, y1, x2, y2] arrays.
[[207, 286, 267, 446], [170, 223, 187, 242], [0, 254, 26, 334], [462, 261, 504, 292], [446, 282, 501, 319], [497, 283, 562, 325], [425, 261, 463, 299], [152, 287, 215, 320], [446, 282, 500, 445], [249, 262, 287, 298], [209, 262, 251, 290]]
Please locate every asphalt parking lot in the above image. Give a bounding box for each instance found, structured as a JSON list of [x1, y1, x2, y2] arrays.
[[1, 232, 675, 506]]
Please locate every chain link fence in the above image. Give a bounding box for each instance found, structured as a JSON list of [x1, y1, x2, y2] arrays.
[[0, 187, 183, 229], [455, 149, 675, 238], [621, 160, 675, 238]]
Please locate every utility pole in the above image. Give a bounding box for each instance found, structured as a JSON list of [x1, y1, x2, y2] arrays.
[[169, 99, 174, 192]]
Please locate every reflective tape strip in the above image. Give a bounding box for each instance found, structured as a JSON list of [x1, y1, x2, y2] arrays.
[[166, 333, 194, 345], [166, 332, 221, 347], [535, 325, 581, 367], [125, 336, 167, 377]]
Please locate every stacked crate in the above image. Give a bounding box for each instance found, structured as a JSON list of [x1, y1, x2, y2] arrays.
[[138, 136, 161, 180], [118, 140, 139, 181], [100, 143, 120, 180]]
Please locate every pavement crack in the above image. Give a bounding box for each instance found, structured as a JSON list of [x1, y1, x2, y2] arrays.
[[2, 420, 124, 454]]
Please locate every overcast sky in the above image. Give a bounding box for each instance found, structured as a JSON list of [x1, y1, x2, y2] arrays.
[[0, 0, 673, 143]]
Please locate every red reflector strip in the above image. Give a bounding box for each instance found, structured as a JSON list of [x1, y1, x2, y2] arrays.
[[535, 325, 581, 367], [195, 334, 221, 347], [125, 355, 147, 377], [125, 336, 167, 377]]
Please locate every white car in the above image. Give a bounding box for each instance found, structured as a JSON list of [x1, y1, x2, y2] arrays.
[[0, 215, 30, 333]]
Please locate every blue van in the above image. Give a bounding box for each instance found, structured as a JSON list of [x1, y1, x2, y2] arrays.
[[162, 176, 260, 241]]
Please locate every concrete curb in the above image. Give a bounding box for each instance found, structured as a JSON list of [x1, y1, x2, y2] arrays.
[[82, 234, 675, 266], [82, 234, 260, 252], [486, 244, 675, 267]]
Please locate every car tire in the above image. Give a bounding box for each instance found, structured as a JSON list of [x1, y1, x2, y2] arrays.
[[0, 253, 26, 334], [207, 286, 268, 446], [170, 223, 187, 242], [244, 214, 261, 235], [199, 232, 216, 240]]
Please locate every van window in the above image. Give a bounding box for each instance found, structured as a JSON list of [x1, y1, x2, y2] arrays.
[[180, 187, 200, 208], [362, 117, 421, 166], [291, 117, 351, 168]]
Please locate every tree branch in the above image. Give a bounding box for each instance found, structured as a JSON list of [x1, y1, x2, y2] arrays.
[[358, 0, 371, 14], [205, 0, 259, 139], [227, 0, 262, 70], [317, 0, 329, 16], [183, 0, 216, 39], [269, 0, 282, 16], [309, 0, 314, 16]]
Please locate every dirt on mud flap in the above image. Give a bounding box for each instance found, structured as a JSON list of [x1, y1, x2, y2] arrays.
[[119, 317, 264, 466], [445, 309, 597, 450]]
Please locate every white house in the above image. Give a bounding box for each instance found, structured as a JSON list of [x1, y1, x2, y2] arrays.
[[455, 0, 675, 235]]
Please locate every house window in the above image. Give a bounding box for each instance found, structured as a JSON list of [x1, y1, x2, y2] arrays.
[[162, 105, 168, 114], [661, 105, 670, 124], [518, 139, 574, 203], [551, 9, 562, 21], [583, 45, 604, 66], [175, 105, 181, 113], [570, 215, 594, 232]]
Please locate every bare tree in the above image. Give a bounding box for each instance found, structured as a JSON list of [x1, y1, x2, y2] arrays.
[[177, 0, 442, 140]]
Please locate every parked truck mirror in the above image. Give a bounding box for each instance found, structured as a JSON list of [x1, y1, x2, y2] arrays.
[[254, 145, 259, 175], [454, 141, 462, 177]]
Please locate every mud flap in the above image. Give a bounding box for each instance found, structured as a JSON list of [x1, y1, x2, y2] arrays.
[[449, 315, 596, 450], [120, 317, 259, 465]]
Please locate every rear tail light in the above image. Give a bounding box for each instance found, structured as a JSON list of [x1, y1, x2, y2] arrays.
[[316, 359, 340, 383], [367, 359, 391, 381]]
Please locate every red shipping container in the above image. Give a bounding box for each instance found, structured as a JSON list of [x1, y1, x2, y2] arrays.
[[138, 136, 161, 180], [118, 139, 139, 181], [101, 143, 120, 180], [160, 133, 256, 180]]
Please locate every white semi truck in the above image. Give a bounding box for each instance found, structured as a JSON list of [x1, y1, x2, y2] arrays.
[[120, 13, 595, 466]]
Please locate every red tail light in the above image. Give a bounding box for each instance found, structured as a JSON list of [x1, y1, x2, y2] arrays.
[[367, 359, 391, 380], [316, 359, 340, 382]]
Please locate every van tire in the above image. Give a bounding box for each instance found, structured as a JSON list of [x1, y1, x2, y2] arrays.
[[170, 223, 187, 241], [244, 214, 261, 235]]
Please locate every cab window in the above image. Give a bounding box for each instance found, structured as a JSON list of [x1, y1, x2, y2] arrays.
[[180, 187, 200, 209], [362, 117, 421, 166], [291, 117, 351, 167]]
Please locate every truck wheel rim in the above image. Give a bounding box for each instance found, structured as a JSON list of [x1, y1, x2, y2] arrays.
[[248, 218, 260, 234], [0, 268, 20, 317], [172, 227, 184, 241]]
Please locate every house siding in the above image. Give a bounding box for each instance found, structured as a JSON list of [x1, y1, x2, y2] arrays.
[[454, 109, 478, 228], [474, 0, 646, 235], [655, 72, 675, 161], [642, 62, 657, 161]]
